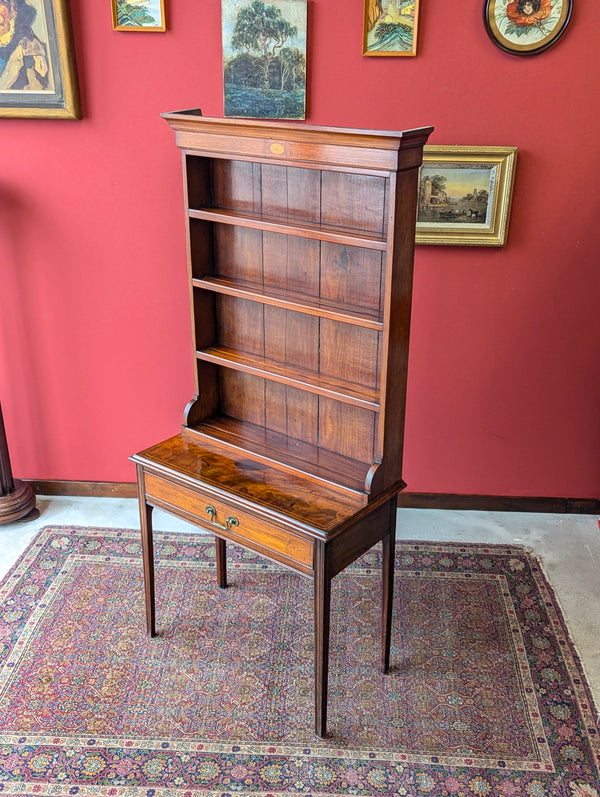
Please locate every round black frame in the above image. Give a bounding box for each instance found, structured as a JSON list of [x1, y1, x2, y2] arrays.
[[483, 0, 573, 56]]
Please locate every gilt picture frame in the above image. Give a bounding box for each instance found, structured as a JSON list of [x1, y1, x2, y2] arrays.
[[416, 146, 518, 247], [111, 0, 166, 32], [484, 0, 572, 56], [0, 0, 81, 119], [362, 0, 420, 57]]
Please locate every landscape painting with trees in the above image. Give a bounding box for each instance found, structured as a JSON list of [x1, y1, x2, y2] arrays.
[[222, 0, 307, 119]]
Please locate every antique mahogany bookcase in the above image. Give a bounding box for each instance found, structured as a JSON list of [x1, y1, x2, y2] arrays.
[[132, 110, 432, 737]]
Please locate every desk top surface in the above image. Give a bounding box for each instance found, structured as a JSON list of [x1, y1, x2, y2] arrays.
[[132, 433, 376, 533]]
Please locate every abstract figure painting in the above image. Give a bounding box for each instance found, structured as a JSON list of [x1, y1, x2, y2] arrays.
[[222, 0, 307, 119], [363, 0, 420, 56], [0, 0, 80, 118], [484, 0, 572, 55]]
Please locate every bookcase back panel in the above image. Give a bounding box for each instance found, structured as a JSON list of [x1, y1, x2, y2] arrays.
[[190, 159, 389, 241], [216, 296, 265, 356], [212, 225, 264, 282], [261, 165, 321, 224], [191, 221, 384, 323], [220, 370, 266, 427], [264, 306, 320, 371], [319, 320, 380, 390], [209, 159, 261, 212], [320, 172, 388, 235], [212, 294, 379, 391], [262, 233, 321, 297], [319, 243, 383, 315], [318, 398, 376, 463], [217, 370, 376, 465], [198, 159, 324, 225], [265, 382, 319, 446]]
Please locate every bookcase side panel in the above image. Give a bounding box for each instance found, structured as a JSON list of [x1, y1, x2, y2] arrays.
[[186, 362, 221, 426], [192, 289, 217, 350], [185, 155, 213, 208], [188, 220, 214, 280], [371, 166, 422, 493]]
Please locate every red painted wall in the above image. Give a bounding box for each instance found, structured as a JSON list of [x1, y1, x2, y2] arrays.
[[1, 1, 598, 497]]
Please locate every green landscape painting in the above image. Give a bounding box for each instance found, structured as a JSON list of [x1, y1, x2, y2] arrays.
[[222, 0, 307, 119]]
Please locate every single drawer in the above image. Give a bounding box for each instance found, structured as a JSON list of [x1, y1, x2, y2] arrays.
[[144, 472, 314, 569]]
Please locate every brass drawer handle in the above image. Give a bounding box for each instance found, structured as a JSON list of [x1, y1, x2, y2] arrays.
[[205, 505, 239, 531]]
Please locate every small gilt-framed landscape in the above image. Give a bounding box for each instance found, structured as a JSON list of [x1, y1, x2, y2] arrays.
[[416, 146, 518, 247], [0, 0, 81, 119], [363, 0, 420, 57], [111, 0, 166, 32]]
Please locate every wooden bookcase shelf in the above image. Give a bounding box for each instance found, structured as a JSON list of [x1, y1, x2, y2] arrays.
[[132, 109, 432, 737], [195, 345, 381, 410], [183, 417, 376, 499], [189, 208, 389, 250], [191, 276, 384, 329]]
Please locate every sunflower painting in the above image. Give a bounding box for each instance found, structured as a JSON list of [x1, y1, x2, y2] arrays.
[[484, 0, 572, 55]]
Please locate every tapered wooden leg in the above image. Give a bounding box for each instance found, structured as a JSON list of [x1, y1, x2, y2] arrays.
[[215, 536, 227, 588], [136, 465, 156, 638], [381, 498, 397, 673], [314, 542, 331, 738]]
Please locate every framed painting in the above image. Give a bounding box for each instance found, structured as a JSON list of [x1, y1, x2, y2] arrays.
[[484, 0, 572, 56], [222, 0, 307, 119], [0, 0, 80, 119], [416, 146, 518, 247], [363, 0, 420, 56], [111, 0, 166, 32]]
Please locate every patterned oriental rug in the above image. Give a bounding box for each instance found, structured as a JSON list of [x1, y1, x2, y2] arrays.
[[0, 527, 599, 797]]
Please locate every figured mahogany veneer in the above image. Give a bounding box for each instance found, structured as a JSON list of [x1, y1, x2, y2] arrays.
[[132, 110, 432, 737]]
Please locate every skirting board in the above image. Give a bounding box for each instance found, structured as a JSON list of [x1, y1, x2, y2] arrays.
[[25, 481, 600, 515]]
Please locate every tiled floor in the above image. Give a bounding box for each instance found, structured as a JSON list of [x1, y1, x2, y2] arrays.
[[1, 495, 598, 716]]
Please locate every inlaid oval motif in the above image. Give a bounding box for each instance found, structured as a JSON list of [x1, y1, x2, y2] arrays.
[[269, 143, 285, 155]]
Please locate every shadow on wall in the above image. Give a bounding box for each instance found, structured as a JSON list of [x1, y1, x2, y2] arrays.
[[0, 185, 52, 476]]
